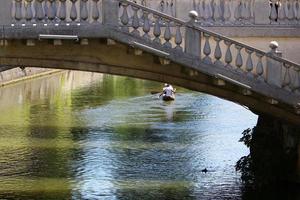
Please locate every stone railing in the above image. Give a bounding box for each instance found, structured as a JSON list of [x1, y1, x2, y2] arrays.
[[270, 0, 300, 25], [6, 0, 300, 26], [118, 0, 300, 94], [10, 0, 105, 25], [128, 0, 300, 26], [4, 0, 300, 95]]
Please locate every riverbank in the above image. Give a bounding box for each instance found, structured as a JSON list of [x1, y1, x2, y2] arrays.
[[0, 67, 64, 87]]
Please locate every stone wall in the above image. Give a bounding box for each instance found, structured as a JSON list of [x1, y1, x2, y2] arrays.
[[0, 68, 60, 87]]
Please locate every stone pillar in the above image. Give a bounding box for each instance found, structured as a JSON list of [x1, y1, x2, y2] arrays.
[[0, 0, 13, 25], [251, 114, 300, 185], [266, 41, 283, 88], [185, 11, 201, 57], [254, 0, 270, 24], [102, 0, 119, 26]]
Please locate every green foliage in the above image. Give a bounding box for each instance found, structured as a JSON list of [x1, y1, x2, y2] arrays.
[[238, 128, 252, 148], [236, 128, 255, 186]]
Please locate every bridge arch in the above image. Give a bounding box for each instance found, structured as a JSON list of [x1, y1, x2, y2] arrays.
[[0, 37, 299, 124]]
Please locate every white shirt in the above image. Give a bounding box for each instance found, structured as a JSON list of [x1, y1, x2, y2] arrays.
[[163, 85, 174, 97]]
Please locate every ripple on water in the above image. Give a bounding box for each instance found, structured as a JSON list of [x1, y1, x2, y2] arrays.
[[0, 72, 261, 200]]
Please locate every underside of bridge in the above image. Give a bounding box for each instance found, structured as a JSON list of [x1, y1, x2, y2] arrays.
[[0, 36, 299, 126]]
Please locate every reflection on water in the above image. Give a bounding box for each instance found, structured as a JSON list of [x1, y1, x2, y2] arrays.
[[0, 71, 298, 199]]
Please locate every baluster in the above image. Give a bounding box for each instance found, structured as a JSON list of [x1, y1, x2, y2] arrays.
[[198, 0, 205, 23], [241, 0, 249, 24], [204, 0, 213, 24], [142, 11, 150, 40], [15, 0, 23, 22], [58, 0, 67, 23], [292, 0, 298, 23], [245, 0, 251, 24], [80, 0, 89, 22], [166, 1, 172, 16], [92, 0, 100, 23], [282, 63, 291, 90], [224, 0, 232, 24], [255, 52, 265, 81], [235, 45, 243, 71], [214, 37, 222, 66], [141, 0, 147, 6], [163, 20, 172, 48], [287, 0, 295, 24], [203, 33, 212, 64], [170, 0, 175, 17], [131, 6, 140, 36], [25, 0, 33, 23], [47, 0, 56, 22], [153, 15, 161, 44], [163, 0, 168, 14], [270, 0, 278, 23], [70, 0, 78, 22], [291, 0, 297, 24], [159, 0, 165, 13], [175, 25, 183, 51], [35, 0, 45, 22], [213, 0, 222, 23], [120, 3, 130, 32], [296, 0, 300, 24], [278, 0, 286, 24], [12, 0, 16, 23], [224, 41, 233, 68], [284, 0, 291, 23], [292, 67, 300, 92], [245, 49, 254, 76], [234, 0, 242, 24], [250, 0, 255, 23]]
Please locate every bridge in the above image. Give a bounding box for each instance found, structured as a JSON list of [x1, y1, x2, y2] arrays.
[[0, 0, 300, 183], [0, 0, 299, 125]]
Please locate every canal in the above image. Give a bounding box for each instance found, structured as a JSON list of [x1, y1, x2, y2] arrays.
[[0, 71, 298, 199]]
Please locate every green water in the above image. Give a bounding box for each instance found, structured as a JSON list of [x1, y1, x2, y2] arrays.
[[0, 71, 298, 200]]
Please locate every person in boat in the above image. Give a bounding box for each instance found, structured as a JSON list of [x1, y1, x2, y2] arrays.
[[159, 83, 176, 101]]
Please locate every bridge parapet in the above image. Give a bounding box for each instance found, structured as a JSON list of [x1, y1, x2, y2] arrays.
[[122, 0, 300, 27], [0, 0, 299, 121], [118, 0, 300, 97], [7, 0, 300, 27], [10, 0, 105, 25]]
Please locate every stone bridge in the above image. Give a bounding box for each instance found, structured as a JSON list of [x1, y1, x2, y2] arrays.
[[1, 0, 299, 124], [0, 0, 300, 183]]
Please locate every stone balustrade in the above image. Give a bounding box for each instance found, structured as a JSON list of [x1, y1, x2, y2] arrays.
[[1, 0, 300, 95], [11, 0, 104, 24], [270, 0, 300, 25], [129, 0, 300, 26], [119, 0, 300, 94], [5, 0, 300, 26]]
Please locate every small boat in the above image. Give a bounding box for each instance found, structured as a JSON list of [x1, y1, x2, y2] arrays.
[[162, 94, 175, 101], [159, 84, 176, 101]]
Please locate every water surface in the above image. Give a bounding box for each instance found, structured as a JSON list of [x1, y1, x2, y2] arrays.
[[0, 70, 290, 199]]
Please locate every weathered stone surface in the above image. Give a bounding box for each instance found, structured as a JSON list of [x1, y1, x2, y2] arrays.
[[251, 114, 300, 184]]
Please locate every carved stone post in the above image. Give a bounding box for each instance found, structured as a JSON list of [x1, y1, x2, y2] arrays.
[[0, 0, 14, 25], [102, 0, 119, 26], [185, 11, 201, 57], [254, 0, 270, 24], [266, 41, 283, 87]]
